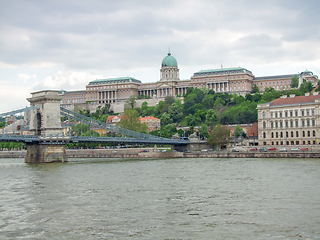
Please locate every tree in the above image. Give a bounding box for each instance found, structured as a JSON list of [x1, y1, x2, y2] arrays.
[[125, 95, 137, 110], [205, 109, 218, 127], [299, 81, 313, 94], [165, 95, 175, 105], [160, 112, 173, 126], [160, 124, 177, 138], [117, 109, 147, 132], [252, 84, 260, 93], [290, 75, 299, 88], [186, 114, 200, 127], [199, 124, 209, 139], [208, 125, 230, 149], [168, 103, 183, 123]]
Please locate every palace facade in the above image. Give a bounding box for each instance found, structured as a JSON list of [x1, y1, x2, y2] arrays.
[[257, 92, 320, 146], [60, 52, 318, 109]]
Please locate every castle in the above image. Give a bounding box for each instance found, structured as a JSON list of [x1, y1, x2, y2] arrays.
[[60, 52, 318, 113]]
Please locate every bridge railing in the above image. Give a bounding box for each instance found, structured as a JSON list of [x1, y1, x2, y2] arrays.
[[60, 107, 182, 143]]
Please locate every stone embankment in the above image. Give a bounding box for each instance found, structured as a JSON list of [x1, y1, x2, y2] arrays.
[[1, 148, 320, 158]]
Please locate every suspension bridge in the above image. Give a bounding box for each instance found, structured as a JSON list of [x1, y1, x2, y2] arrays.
[[0, 90, 189, 163]]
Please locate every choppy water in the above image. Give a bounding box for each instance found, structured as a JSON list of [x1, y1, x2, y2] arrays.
[[0, 157, 319, 239]]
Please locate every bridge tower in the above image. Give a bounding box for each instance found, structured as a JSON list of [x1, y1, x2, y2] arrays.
[[25, 90, 68, 163]]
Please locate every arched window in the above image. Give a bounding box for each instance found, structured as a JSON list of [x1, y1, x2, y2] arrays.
[[313, 130, 316, 137], [296, 131, 299, 137], [280, 132, 283, 138], [308, 131, 310, 137], [271, 132, 274, 138], [263, 132, 266, 138], [276, 132, 278, 138], [263, 122, 266, 128], [291, 131, 293, 137], [303, 131, 305, 137]]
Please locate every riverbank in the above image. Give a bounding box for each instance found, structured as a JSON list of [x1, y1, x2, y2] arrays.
[[1, 148, 320, 158]]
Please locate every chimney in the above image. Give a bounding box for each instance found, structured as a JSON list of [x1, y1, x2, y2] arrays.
[[290, 94, 295, 98], [281, 95, 287, 99], [305, 93, 310, 97], [313, 92, 319, 96]]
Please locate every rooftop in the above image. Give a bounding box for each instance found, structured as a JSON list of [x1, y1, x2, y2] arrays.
[[193, 67, 252, 76], [268, 93, 320, 107], [88, 77, 141, 85]]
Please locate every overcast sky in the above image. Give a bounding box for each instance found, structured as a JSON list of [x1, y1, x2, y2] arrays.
[[1, 0, 320, 112]]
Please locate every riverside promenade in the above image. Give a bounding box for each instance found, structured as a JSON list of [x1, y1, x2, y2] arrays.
[[1, 148, 320, 159]]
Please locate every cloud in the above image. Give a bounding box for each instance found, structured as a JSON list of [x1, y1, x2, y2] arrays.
[[32, 71, 103, 91], [1, 0, 320, 111], [18, 74, 37, 83]]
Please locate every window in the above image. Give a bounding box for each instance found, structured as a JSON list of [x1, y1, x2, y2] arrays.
[[286, 131, 288, 138], [308, 131, 310, 137], [312, 109, 315, 116], [271, 132, 274, 138], [307, 110, 309, 116], [313, 130, 316, 137], [280, 121, 283, 128], [303, 131, 305, 137], [290, 111, 293, 117], [285, 121, 288, 128], [263, 112, 265, 119], [263, 122, 266, 128], [281, 132, 283, 138], [285, 112, 288, 117], [296, 131, 299, 137], [295, 111, 298, 117], [291, 131, 293, 137], [302, 110, 304, 116], [271, 122, 274, 128], [307, 120, 310, 126], [280, 112, 282, 118], [312, 119, 315, 126], [290, 120, 293, 127], [271, 113, 273, 118], [276, 122, 278, 128], [302, 120, 305, 127], [296, 120, 298, 127], [276, 132, 278, 138], [263, 132, 266, 138], [275, 112, 278, 118]]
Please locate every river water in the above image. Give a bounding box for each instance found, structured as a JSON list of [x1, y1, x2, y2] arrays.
[[0, 157, 319, 240]]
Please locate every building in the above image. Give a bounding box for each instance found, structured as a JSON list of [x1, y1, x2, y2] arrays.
[[140, 116, 160, 131], [59, 51, 319, 111], [257, 92, 320, 146], [106, 115, 122, 124]]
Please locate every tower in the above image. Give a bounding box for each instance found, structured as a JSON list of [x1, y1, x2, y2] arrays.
[[160, 52, 180, 81]]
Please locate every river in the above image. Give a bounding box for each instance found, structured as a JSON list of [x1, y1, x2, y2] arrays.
[[0, 157, 319, 240]]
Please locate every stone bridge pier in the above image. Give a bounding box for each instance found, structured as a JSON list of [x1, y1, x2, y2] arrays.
[[25, 90, 68, 163]]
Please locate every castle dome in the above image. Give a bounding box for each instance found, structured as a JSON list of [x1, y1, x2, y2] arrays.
[[161, 52, 178, 67]]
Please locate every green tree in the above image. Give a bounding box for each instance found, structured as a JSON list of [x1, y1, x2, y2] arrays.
[[125, 95, 137, 110], [165, 95, 175, 105], [290, 75, 299, 88], [208, 125, 230, 149], [117, 109, 147, 132], [168, 103, 183, 123], [160, 112, 173, 126], [186, 114, 200, 127], [205, 109, 218, 127], [252, 84, 260, 93], [160, 124, 177, 138], [199, 124, 209, 139], [299, 81, 313, 94]]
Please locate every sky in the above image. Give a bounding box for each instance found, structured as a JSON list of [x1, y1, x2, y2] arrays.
[[1, 0, 320, 112]]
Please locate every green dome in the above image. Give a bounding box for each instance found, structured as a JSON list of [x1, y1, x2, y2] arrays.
[[161, 52, 178, 67]]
